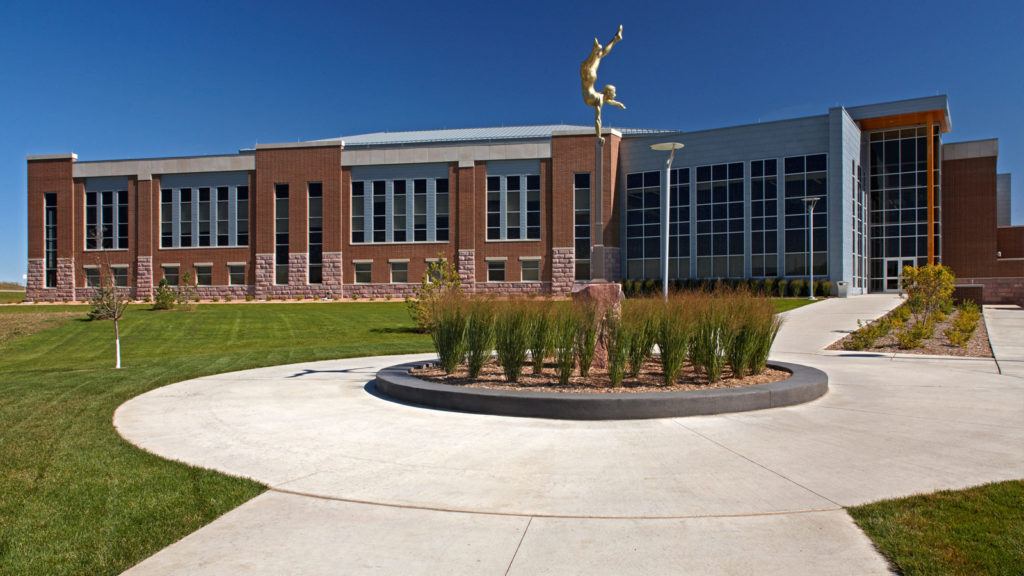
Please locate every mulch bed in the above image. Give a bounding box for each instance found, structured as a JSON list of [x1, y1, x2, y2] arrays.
[[411, 357, 790, 394], [827, 310, 993, 357]]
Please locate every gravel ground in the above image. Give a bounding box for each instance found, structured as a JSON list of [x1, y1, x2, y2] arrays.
[[412, 357, 790, 394], [827, 309, 993, 357]]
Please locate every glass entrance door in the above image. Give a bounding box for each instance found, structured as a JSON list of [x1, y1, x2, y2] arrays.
[[883, 258, 915, 293]]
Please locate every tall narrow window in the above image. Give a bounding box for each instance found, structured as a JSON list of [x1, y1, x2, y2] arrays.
[[372, 181, 386, 242], [435, 178, 449, 241], [308, 183, 323, 284], [86, 188, 128, 249], [750, 159, 778, 277], [487, 176, 501, 240], [625, 171, 661, 279], [783, 154, 828, 277], [86, 191, 97, 249], [179, 188, 193, 247], [216, 186, 230, 246], [101, 191, 114, 248], [44, 193, 57, 288], [198, 187, 211, 246], [414, 179, 427, 241], [574, 173, 591, 280], [351, 182, 365, 243], [117, 190, 128, 248], [485, 174, 542, 241], [275, 184, 289, 285], [393, 180, 407, 242], [161, 189, 174, 248], [236, 186, 249, 246]]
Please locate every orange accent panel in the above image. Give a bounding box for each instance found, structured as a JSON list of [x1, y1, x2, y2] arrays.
[[927, 126, 935, 264], [858, 110, 950, 133]]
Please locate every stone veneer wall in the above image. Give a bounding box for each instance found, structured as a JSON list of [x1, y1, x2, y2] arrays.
[[551, 247, 575, 296], [457, 249, 476, 294], [345, 283, 418, 299], [254, 254, 274, 300], [26, 259, 45, 301], [475, 282, 550, 296], [56, 257, 76, 301], [958, 276, 1024, 305], [603, 247, 622, 283], [135, 257, 153, 301]]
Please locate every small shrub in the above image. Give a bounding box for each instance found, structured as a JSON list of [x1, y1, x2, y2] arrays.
[[407, 255, 462, 333], [295, 295, 303, 301], [574, 304, 599, 378], [385, 295, 392, 301], [152, 278, 177, 310], [821, 281, 834, 297], [776, 279, 788, 298], [762, 278, 776, 297], [604, 310, 628, 387], [552, 308, 578, 385], [211, 297, 220, 302], [350, 294, 359, 300], [944, 325, 971, 348], [143, 296, 151, 303], [896, 320, 932, 350], [245, 294, 254, 302], [788, 279, 806, 298], [464, 299, 496, 378], [494, 303, 531, 383], [368, 297, 375, 301], [430, 296, 467, 374], [225, 296, 232, 302]]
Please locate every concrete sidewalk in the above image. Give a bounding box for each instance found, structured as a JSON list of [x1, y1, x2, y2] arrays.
[[115, 295, 1024, 575], [984, 304, 1024, 378]]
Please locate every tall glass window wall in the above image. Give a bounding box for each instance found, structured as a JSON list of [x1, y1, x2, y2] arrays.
[[308, 183, 323, 284], [625, 168, 689, 280], [696, 163, 744, 278], [85, 189, 128, 249], [867, 125, 941, 292], [574, 173, 591, 280], [750, 160, 778, 277], [486, 174, 541, 241], [350, 177, 449, 244], [783, 154, 828, 277], [44, 193, 57, 288], [275, 184, 289, 285], [852, 161, 868, 289], [160, 183, 249, 248]]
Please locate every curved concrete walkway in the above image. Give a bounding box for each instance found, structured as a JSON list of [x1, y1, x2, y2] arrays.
[[115, 296, 1024, 575]]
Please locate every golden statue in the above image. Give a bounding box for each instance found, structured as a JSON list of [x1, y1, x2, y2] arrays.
[[581, 25, 626, 142]]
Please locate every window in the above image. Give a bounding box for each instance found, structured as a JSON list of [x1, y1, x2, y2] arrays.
[[275, 184, 289, 285], [354, 262, 371, 284], [521, 259, 540, 282], [783, 153, 828, 277], [487, 260, 505, 282], [112, 267, 128, 287], [486, 174, 541, 240], [160, 181, 248, 248], [195, 265, 212, 286], [695, 162, 744, 278], [574, 173, 591, 280], [750, 159, 779, 277], [625, 168, 690, 280], [351, 176, 449, 244], [44, 193, 57, 287], [390, 261, 408, 283], [228, 265, 245, 286], [162, 265, 179, 286], [308, 183, 323, 284], [85, 267, 100, 287], [85, 188, 127, 250]]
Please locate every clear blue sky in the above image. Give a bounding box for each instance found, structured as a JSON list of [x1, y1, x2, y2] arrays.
[[2, 0, 1021, 283]]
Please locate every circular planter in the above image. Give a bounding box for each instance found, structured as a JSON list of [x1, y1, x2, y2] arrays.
[[375, 361, 827, 420]]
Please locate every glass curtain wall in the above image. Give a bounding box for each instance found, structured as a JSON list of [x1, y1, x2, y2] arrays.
[[783, 154, 827, 277]]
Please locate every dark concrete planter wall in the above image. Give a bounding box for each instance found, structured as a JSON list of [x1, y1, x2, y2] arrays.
[[375, 361, 827, 420]]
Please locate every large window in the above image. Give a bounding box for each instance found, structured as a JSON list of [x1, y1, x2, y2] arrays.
[[308, 183, 323, 284], [867, 126, 940, 291], [111, 266, 128, 287], [574, 173, 591, 280], [85, 189, 127, 250], [696, 163, 744, 278], [351, 177, 449, 244], [162, 265, 179, 286], [625, 168, 691, 280], [390, 261, 408, 283], [783, 154, 827, 277], [354, 262, 371, 284], [85, 267, 100, 287], [44, 193, 57, 287], [853, 161, 867, 289], [521, 258, 540, 282], [486, 174, 540, 241], [275, 184, 289, 285], [195, 265, 212, 286], [750, 160, 779, 277], [487, 260, 506, 282], [160, 180, 249, 249], [228, 264, 245, 286]]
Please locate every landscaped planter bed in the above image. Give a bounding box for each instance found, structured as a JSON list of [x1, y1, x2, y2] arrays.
[[828, 308, 993, 357], [376, 360, 827, 420]]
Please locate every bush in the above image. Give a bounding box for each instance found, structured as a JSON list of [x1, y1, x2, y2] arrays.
[[211, 297, 220, 302], [776, 279, 788, 298], [896, 320, 932, 350], [225, 296, 232, 302], [762, 278, 776, 297], [604, 310, 628, 387], [494, 303, 531, 383], [788, 279, 806, 298], [464, 298, 495, 378], [902, 264, 955, 322], [152, 278, 177, 310], [574, 303, 599, 378], [430, 296, 467, 374], [176, 271, 196, 311], [407, 255, 462, 333], [552, 307, 578, 385], [245, 294, 254, 302]]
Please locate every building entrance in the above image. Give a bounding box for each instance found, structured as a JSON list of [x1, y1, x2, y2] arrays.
[[883, 257, 915, 293]]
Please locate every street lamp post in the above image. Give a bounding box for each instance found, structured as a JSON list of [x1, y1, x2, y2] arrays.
[[650, 142, 685, 302], [802, 196, 820, 300]]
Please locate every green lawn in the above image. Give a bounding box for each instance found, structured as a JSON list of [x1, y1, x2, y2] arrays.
[[772, 297, 820, 313], [0, 302, 431, 575], [850, 481, 1024, 576], [0, 291, 26, 304]]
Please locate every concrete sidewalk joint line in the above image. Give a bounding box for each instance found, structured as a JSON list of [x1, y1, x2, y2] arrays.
[[504, 516, 532, 576]]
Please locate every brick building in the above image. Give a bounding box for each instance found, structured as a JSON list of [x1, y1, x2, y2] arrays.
[[25, 95, 1024, 303]]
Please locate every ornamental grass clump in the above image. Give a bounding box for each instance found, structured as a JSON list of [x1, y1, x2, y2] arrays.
[[430, 295, 467, 374], [494, 302, 531, 383], [690, 299, 730, 383], [603, 310, 629, 387], [574, 303, 600, 378], [464, 298, 496, 378], [552, 307, 578, 385], [623, 299, 659, 377], [726, 295, 780, 377], [528, 302, 553, 374], [657, 299, 691, 385]]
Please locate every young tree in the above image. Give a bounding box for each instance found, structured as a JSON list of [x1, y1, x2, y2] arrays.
[[406, 254, 462, 333], [88, 271, 130, 369]]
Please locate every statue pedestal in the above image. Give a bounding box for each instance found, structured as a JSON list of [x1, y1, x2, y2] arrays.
[[572, 281, 624, 369]]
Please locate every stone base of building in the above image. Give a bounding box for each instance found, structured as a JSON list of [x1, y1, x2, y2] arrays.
[[551, 247, 574, 296], [958, 277, 1024, 305], [475, 282, 551, 296]]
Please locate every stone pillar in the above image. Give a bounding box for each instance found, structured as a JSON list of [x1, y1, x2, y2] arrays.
[[323, 252, 343, 298], [457, 249, 476, 293], [57, 257, 75, 301], [255, 253, 274, 300], [289, 253, 309, 286], [26, 259, 45, 301], [135, 256, 153, 301], [571, 282, 625, 369], [551, 247, 575, 296], [603, 246, 622, 283]]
